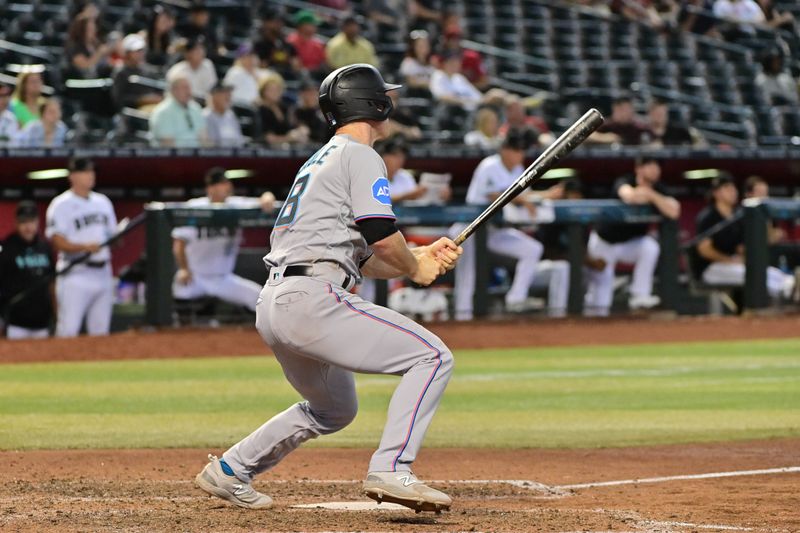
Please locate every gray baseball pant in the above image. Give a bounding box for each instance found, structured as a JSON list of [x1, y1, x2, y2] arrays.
[[222, 266, 454, 481]]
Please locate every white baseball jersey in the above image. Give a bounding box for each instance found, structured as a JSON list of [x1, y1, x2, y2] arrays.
[[45, 190, 117, 270], [172, 196, 261, 276], [388, 168, 418, 199], [465, 154, 522, 205]]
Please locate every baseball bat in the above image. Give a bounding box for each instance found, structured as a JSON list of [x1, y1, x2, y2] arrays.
[[454, 108, 605, 246]]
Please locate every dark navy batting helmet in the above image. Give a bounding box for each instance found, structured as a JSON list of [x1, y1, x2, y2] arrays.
[[318, 64, 402, 128]]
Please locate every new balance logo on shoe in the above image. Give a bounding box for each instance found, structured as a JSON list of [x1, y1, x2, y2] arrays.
[[396, 474, 417, 487]]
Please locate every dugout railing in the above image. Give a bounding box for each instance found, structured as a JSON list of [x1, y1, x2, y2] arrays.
[[143, 201, 679, 325]]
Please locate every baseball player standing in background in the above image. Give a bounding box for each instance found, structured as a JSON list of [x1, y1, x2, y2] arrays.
[[584, 157, 680, 316], [0, 201, 55, 339], [172, 167, 275, 312], [451, 130, 570, 319], [195, 64, 462, 513], [46, 157, 117, 337]]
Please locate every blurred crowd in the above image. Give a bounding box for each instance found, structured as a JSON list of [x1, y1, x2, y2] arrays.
[[0, 0, 798, 149]]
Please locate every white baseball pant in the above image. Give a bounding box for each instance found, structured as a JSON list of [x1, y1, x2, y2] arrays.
[[172, 273, 262, 311], [6, 325, 49, 340], [702, 262, 793, 298], [450, 225, 569, 318], [56, 267, 115, 337], [584, 232, 660, 316]]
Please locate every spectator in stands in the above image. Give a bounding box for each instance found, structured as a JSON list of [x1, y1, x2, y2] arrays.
[[378, 135, 448, 202], [204, 82, 244, 148], [0, 82, 19, 146], [756, 48, 799, 105], [464, 107, 503, 149], [364, 0, 399, 31], [178, 2, 221, 58], [112, 34, 163, 111], [146, 4, 177, 69], [757, 0, 796, 33], [0, 201, 55, 340], [65, 13, 112, 79], [400, 30, 436, 97], [694, 175, 794, 299], [258, 74, 309, 147], [385, 90, 424, 141], [646, 99, 699, 146], [149, 76, 206, 147], [254, 7, 301, 79], [499, 95, 555, 147], [294, 80, 329, 144], [15, 99, 68, 148], [223, 44, 266, 107], [408, 0, 443, 34], [10, 70, 44, 128], [430, 49, 483, 112], [286, 10, 327, 74], [166, 37, 218, 98], [325, 16, 379, 70], [584, 157, 680, 316], [679, 0, 720, 36], [437, 24, 489, 90], [590, 95, 652, 145], [713, 0, 765, 35], [611, 0, 671, 29]]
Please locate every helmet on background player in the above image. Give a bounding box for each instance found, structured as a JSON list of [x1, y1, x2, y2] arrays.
[[318, 63, 402, 128]]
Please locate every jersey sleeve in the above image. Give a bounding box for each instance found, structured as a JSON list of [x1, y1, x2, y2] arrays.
[[346, 143, 396, 222], [465, 160, 492, 204], [45, 200, 70, 239]]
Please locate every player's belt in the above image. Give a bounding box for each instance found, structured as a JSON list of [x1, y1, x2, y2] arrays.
[[281, 264, 354, 291], [85, 261, 108, 268]]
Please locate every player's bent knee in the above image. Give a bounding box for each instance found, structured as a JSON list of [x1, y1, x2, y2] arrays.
[[437, 347, 455, 377], [311, 400, 358, 434]]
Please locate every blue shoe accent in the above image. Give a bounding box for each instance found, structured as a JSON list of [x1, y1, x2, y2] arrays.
[[219, 458, 235, 476]]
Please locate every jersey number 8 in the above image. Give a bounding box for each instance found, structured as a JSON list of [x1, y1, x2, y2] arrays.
[[275, 173, 310, 228]]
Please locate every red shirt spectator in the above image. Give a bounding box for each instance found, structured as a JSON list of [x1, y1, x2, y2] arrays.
[[287, 10, 327, 71]]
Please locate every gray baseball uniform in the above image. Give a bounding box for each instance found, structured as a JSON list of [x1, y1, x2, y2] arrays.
[[222, 134, 454, 479]]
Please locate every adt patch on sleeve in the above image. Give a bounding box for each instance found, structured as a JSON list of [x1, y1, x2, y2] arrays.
[[371, 177, 392, 206]]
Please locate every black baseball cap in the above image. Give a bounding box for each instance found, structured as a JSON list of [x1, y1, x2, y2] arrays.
[[68, 157, 94, 172], [635, 156, 661, 167], [376, 135, 408, 156], [204, 166, 228, 185], [16, 200, 38, 221], [710, 174, 735, 190], [210, 81, 233, 93], [502, 128, 528, 151]]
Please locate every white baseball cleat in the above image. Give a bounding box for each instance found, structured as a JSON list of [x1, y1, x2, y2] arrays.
[[629, 294, 661, 310], [195, 454, 273, 509], [506, 297, 546, 313], [363, 471, 452, 513]]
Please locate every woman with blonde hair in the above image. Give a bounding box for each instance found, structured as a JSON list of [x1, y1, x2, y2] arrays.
[[464, 106, 502, 149], [258, 73, 308, 146], [11, 70, 45, 127]]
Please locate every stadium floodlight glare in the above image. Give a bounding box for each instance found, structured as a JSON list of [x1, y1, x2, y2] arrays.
[[683, 169, 723, 181], [541, 168, 577, 180], [224, 169, 255, 180], [27, 169, 70, 180]]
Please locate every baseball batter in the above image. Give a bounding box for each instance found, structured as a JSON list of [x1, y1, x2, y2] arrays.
[[195, 64, 462, 513], [172, 167, 274, 311], [45, 157, 117, 337]]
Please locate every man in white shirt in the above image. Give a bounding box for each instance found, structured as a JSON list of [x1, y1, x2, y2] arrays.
[[713, 0, 765, 32], [429, 50, 483, 112], [172, 167, 275, 311], [204, 82, 245, 147], [166, 36, 218, 98], [450, 130, 570, 319], [45, 158, 117, 337], [0, 82, 19, 146]]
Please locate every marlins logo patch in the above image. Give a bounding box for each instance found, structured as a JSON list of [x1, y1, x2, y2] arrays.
[[371, 177, 392, 206]]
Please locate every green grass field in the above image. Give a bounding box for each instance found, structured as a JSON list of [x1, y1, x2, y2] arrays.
[[1, 338, 799, 450]]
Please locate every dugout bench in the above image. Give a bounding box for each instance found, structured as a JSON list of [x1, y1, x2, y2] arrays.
[[143, 201, 679, 325]]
